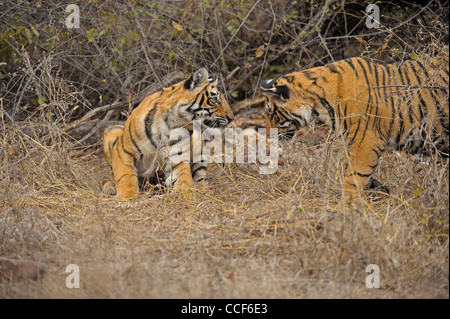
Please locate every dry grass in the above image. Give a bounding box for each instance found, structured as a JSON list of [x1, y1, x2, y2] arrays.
[[0, 120, 448, 299], [1, 0, 448, 300]]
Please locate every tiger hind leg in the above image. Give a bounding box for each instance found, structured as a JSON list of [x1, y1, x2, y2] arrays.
[[343, 132, 385, 202], [110, 142, 139, 199], [103, 125, 138, 198]]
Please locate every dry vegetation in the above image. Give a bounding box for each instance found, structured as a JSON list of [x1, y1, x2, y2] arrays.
[[0, 0, 448, 299]]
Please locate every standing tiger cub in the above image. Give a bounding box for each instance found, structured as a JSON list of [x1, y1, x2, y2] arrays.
[[103, 68, 233, 199], [261, 56, 449, 201]]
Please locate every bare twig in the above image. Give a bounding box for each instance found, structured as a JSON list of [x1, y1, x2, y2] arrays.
[[134, 16, 163, 86], [62, 71, 185, 134], [211, 0, 262, 67], [70, 109, 114, 147]]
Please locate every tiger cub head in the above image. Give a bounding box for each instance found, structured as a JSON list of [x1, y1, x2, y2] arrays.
[[176, 68, 233, 128], [260, 75, 318, 139]]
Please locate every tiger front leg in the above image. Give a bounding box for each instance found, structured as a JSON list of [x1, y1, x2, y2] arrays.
[[164, 161, 194, 192], [191, 162, 208, 187], [343, 133, 386, 203], [163, 156, 206, 192], [164, 127, 195, 193]]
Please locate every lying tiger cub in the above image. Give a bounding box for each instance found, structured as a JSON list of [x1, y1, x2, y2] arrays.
[[103, 68, 234, 199]]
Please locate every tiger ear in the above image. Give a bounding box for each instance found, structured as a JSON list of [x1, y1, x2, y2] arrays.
[[260, 79, 289, 100], [184, 68, 209, 91], [208, 76, 218, 86], [260, 78, 282, 95], [260, 78, 277, 90]]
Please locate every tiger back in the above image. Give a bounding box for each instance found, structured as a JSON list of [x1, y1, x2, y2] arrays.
[[261, 56, 449, 201], [103, 68, 234, 199]]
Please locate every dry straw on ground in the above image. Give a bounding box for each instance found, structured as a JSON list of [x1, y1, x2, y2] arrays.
[[0, 0, 448, 299], [0, 117, 448, 298]]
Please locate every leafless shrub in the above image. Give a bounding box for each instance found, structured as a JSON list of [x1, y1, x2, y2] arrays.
[[0, 0, 448, 299]]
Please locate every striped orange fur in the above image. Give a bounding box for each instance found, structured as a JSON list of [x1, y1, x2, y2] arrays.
[[261, 56, 449, 201], [103, 68, 233, 199]]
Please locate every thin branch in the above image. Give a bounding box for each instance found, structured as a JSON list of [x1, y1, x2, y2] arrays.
[[253, 2, 276, 100], [324, 1, 433, 41], [70, 109, 114, 147], [0, 149, 36, 172], [134, 16, 163, 86], [61, 71, 185, 135], [212, 0, 262, 67]]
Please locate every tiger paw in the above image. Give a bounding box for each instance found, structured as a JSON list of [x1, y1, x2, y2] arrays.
[[173, 181, 196, 200], [173, 182, 194, 193], [346, 197, 369, 212], [343, 188, 369, 210], [116, 189, 139, 200], [102, 181, 116, 195]]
